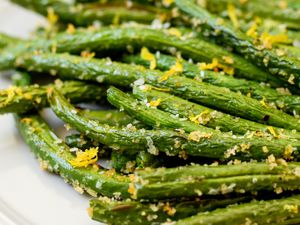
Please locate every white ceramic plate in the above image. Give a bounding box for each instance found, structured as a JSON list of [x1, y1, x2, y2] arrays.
[[0, 1, 102, 225]]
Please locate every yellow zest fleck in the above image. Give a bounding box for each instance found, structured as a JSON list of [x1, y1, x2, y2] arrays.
[[23, 93, 32, 100], [81, 51, 96, 59], [288, 74, 295, 85], [2, 86, 22, 106], [66, 24, 76, 34], [246, 17, 261, 40], [227, 4, 239, 28], [159, 13, 170, 23], [267, 126, 279, 138], [47, 7, 58, 26], [284, 145, 294, 160], [246, 22, 258, 39], [104, 168, 116, 177], [260, 32, 290, 49], [68, 147, 98, 168], [240, 143, 251, 152], [200, 58, 219, 71], [189, 110, 211, 125], [35, 97, 42, 104], [47, 87, 54, 98], [255, 131, 265, 137], [260, 97, 269, 108], [200, 58, 234, 75], [141, 47, 156, 70], [149, 98, 162, 107], [222, 56, 234, 64], [284, 204, 298, 214], [21, 118, 33, 125], [159, 59, 183, 82], [162, 0, 174, 7], [167, 28, 182, 38], [163, 202, 176, 216], [188, 131, 212, 142], [128, 174, 137, 198], [278, 0, 288, 9], [152, 87, 170, 92]]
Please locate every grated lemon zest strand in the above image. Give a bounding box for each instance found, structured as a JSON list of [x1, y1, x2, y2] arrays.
[[260, 32, 290, 49], [159, 59, 183, 82], [227, 4, 239, 28], [149, 98, 162, 107], [141, 47, 156, 70], [69, 147, 99, 168], [267, 126, 279, 138]]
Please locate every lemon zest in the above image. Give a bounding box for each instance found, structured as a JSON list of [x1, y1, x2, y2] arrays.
[[69, 147, 98, 168], [284, 145, 294, 160], [141, 47, 156, 70], [189, 110, 211, 125], [246, 17, 261, 40], [2, 86, 22, 106], [167, 28, 182, 38], [66, 24, 76, 34], [21, 118, 33, 125], [200, 58, 234, 75], [260, 32, 290, 49], [260, 97, 269, 108], [227, 3, 239, 28], [163, 202, 176, 216], [159, 59, 183, 82], [162, 0, 174, 7], [81, 51, 96, 59], [278, 0, 288, 9], [47, 7, 58, 26], [222, 56, 234, 64], [149, 98, 162, 107], [267, 126, 278, 138]]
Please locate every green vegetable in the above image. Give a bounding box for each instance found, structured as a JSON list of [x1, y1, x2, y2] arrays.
[[10, 0, 159, 26], [0, 80, 106, 114], [11, 71, 32, 87], [89, 196, 250, 225], [125, 53, 300, 115], [6, 52, 300, 130], [135, 151, 164, 169], [134, 162, 300, 199], [173, 195, 300, 225], [205, 0, 300, 24], [107, 86, 205, 133], [175, 0, 300, 88], [12, 74, 129, 198], [48, 88, 300, 160], [65, 134, 99, 150], [0, 27, 283, 87], [132, 85, 300, 140], [81, 109, 145, 128], [111, 151, 137, 173], [108, 86, 300, 159], [15, 113, 130, 198]]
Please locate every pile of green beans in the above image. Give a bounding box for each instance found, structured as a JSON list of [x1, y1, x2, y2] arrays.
[[2, 0, 300, 224]]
